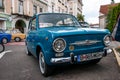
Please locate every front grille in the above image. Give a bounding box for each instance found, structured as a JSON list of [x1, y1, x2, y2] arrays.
[[63, 34, 105, 54]]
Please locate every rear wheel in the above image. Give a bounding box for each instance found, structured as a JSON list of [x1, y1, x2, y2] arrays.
[[39, 51, 52, 77], [1, 38, 8, 44], [14, 37, 21, 42], [0, 44, 5, 53]]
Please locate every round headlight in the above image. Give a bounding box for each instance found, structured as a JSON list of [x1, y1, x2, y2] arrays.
[[53, 38, 66, 52], [104, 35, 112, 46]]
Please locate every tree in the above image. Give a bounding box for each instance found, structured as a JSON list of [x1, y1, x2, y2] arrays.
[[106, 3, 120, 32], [77, 14, 84, 22]]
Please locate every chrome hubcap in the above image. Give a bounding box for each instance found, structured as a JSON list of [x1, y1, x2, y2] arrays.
[[26, 47, 28, 54], [16, 38, 20, 41], [39, 52, 45, 74], [2, 38, 7, 44]]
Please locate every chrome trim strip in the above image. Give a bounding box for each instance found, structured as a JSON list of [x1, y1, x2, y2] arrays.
[[70, 40, 101, 46]]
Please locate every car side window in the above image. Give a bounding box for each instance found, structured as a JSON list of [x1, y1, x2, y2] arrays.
[[29, 17, 36, 31]]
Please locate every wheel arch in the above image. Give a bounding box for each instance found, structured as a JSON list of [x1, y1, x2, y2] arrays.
[[1, 37, 8, 43], [36, 44, 45, 60], [36, 45, 41, 60], [36, 43, 52, 65]]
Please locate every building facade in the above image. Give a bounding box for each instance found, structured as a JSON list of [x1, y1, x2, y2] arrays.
[[0, 0, 12, 30], [0, 0, 48, 33], [43, 0, 83, 16], [67, 0, 83, 17], [47, 0, 68, 13], [0, 0, 82, 33]]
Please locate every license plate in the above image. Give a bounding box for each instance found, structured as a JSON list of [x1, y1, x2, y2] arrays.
[[77, 52, 103, 62]]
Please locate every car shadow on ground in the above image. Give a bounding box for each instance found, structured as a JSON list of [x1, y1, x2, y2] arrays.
[[51, 62, 103, 76], [27, 52, 104, 77]]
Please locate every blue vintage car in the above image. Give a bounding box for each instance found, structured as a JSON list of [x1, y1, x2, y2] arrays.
[[0, 29, 11, 44], [26, 13, 112, 76]]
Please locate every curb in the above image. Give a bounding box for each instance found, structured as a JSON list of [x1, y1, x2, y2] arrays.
[[113, 48, 120, 67]]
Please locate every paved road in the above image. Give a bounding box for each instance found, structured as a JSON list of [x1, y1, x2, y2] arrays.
[[0, 44, 120, 80]]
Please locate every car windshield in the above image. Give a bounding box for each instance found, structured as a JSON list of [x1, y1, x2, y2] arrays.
[[39, 14, 80, 28]]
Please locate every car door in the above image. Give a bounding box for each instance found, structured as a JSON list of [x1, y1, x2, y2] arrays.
[[27, 17, 37, 56]]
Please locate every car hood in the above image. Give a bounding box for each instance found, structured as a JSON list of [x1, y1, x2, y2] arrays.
[[44, 27, 110, 37]]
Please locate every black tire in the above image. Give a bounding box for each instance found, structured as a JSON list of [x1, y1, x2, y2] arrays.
[[14, 37, 21, 42], [1, 38, 8, 44], [39, 51, 52, 77], [0, 44, 5, 53]]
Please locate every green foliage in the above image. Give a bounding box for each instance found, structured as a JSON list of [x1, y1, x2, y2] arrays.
[[77, 14, 84, 21], [106, 3, 120, 32]]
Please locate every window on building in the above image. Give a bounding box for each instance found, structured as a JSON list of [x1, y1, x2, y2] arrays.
[[0, 0, 4, 12], [33, 5, 37, 15], [62, 0, 64, 5], [65, 0, 67, 6], [18, 0, 23, 14], [40, 8, 43, 13], [58, 0, 61, 3], [0, 0, 4, 8], [70, 8, 72, 10], [52, 5, 54, 13]]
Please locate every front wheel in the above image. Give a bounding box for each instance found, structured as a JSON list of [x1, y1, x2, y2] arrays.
[[0, 44, 5, 53], [39, 51, 52, 77], [1, 38, 8, 44]]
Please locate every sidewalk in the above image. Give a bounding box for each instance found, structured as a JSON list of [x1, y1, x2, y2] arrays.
[[111, 41, 120, 67]]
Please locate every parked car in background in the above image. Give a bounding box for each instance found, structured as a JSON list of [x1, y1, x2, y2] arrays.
[[0, 29, 11, 44], [79, 21, 90, 28], [26, 13, 112, 76], [90, 24, 100, 28], [90, 25, 100, 28], [6, 29, 26, 42]]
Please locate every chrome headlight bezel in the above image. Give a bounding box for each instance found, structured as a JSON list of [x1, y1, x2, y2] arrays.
[[104, 35, 112, 46], [53, 38, 66, 53]]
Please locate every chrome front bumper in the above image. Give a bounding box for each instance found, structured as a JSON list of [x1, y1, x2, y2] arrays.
[[51, 57, 73, 63], [51, 48, 112, 64]]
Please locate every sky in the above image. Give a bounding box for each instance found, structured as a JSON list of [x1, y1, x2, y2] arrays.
[[83, 0, 120, 24]]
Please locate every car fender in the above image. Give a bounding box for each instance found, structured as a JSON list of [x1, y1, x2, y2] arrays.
[[36, 43, 46, 59], [36, 42, 53, 65], [1, 35, 11, 42]]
